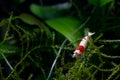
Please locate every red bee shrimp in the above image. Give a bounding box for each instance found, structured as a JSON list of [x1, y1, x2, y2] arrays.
[[72, 32, 95, 58]]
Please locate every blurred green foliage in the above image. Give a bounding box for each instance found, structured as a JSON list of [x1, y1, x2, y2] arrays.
[[0, 0, 120, 80]]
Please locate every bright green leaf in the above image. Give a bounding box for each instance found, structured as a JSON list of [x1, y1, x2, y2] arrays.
[[46, 17, 83, 47]]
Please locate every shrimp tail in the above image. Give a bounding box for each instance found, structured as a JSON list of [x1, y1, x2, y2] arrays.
[[88, 32, 95, 36]]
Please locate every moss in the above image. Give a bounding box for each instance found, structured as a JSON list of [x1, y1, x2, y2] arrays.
[[53, 35, 120, 80]]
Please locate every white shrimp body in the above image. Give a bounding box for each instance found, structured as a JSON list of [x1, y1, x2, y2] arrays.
[[72, 32, 95, 58]]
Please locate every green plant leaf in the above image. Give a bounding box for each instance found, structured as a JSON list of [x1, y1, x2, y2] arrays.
[[88, 0, 114, 7], [46, 17, 83, 47], [18, 13, 52, 38], [30, 3, 71, 19]]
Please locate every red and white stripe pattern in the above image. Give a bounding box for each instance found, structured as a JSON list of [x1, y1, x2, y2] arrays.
[[72, 32, 94, 58]]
